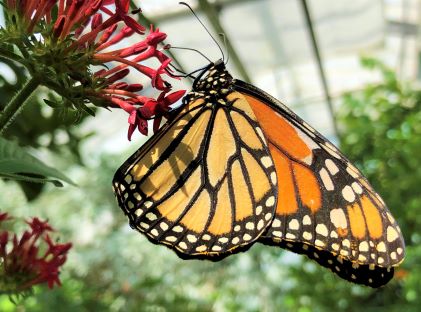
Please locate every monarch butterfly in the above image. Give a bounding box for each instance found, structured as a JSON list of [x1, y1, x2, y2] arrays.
[[113, 59, 405, 288]]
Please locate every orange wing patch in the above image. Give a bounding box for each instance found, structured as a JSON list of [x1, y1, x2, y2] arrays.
[[292, 163, 321, 213], [270, 147, 298, 215], [347, 202, 367, 239], [244, 94, 313, 163], [245, 92, 322, 215], [360, 195, 383, 239]]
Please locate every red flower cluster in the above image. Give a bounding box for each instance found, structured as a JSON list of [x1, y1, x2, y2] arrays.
[[0, 212, 72, 293], [92, 24, 187, 139], [4, 0, 186, 140]]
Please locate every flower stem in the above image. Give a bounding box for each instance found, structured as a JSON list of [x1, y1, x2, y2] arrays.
[[0, 76, 40, 135]]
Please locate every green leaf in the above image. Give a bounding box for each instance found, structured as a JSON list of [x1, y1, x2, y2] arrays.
[[0, 137, 75, 186], [43, 99, 62, 108]]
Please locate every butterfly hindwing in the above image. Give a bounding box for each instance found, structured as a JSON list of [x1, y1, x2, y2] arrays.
[[233, 80, 405, 286], [113, 81, 278, 260]]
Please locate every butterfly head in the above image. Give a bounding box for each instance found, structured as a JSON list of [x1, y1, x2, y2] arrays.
[[184, 60, 234, 106]]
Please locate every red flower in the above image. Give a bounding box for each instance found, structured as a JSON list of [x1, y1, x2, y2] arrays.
[[128, 108, 149, 139], [3, 0, 185, 140], [152, 90, 186, 132], [120, 89, 186, 140], [0, 213, 72, 294], [26, 217, 54, 235]]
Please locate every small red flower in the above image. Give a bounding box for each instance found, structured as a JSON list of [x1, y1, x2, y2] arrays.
[[152, 90, 186, 132], [0, 212, 72, 295], [120, 89, 186, 140], [26, 217, 54, 235], [128, 109, 148, 139]]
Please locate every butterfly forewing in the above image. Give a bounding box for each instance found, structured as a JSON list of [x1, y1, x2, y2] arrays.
[[234, 80, 405, 286], [113, 72, 278, 260]]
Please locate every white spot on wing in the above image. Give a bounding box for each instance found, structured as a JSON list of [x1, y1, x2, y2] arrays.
[[330, 209, 348, 229], [272, 219, 281, 228], [342, 185, 356, 202], [351, 182, 363, 194], [342, 239, 350, 248], [319, 168, 334, 191], [145, 212, 157, 221], [270, 172, 277, 184], [257, 219, 264, 230], [376, 242, 386, 252], [303, 215, 311, 225], [289, 219, 299, 230], [387, 226, 399, 242], [245, 222, 254, 230], [243, 234, 252, 241], [273, 231, 282, 237], [187, 234, 197, 243], [159, 222, 169, 231], [325, 159, 339, 175], [219, 237, 229, 243], [285, 233, 295, 239], [261, 156, 273, 168], [266, 196, 275, 207], [359, 241, 369, 252], [165, 236, 177, 242], [303, 231, 312, 240], [196, 245, 207, 252], [315, 224, 328, 237], [346, 164, 359, 178], [173, 225, 183, 233]]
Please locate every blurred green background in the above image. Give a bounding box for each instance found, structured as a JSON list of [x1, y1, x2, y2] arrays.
[[1, 1, 421, 311]]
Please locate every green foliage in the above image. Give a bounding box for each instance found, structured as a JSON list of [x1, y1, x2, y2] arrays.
[[0, 58, 90, 199], [337, 57, 421, 311], [0, 58, 91, 159], [0, 137, 74, 186]]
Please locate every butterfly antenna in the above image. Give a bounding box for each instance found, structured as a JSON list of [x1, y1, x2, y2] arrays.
[[179, 2, 225, 62], [170, 46, 212, 63], [165, 64, 194, 79], [219, 33, 230, 65], [166, 62, 213, 80]]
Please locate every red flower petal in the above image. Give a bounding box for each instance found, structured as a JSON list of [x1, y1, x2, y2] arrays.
[[153, 117, 162, 133], [137, 118, 148, 136], [26, 218, 54, 235], [127, 123, 136, 141], [164, 90, 186, 105]]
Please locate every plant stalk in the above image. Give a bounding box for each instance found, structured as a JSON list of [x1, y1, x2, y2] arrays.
[[0, 47, 22, 63], [0, 76, 40, 135]]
